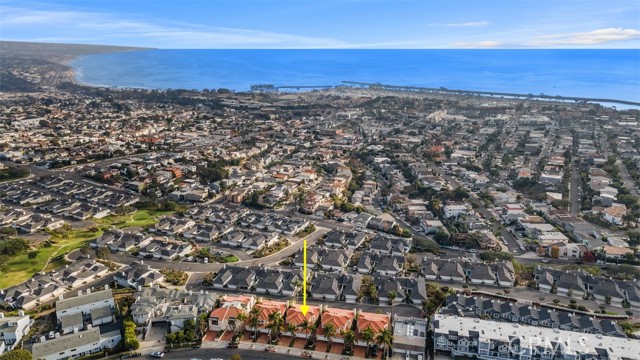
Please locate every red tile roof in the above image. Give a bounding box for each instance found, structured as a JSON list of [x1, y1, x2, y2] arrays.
[[255, 299, 288, 323], [286, 304, 320, 326], [318, 308, 354, 335], [356, 312, 390, 335]]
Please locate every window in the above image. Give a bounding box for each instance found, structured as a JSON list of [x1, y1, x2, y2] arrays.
[[211, 318, 219, 325]]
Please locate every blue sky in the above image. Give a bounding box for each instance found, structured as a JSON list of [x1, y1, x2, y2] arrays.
[[1, 0, 639, 48]]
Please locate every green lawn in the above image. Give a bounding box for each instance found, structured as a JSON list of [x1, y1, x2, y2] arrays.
[[0, 244, 58, 289], [0, 210, 170, 289], [96, 209, 174, 229], [0, 228, 105, 289]]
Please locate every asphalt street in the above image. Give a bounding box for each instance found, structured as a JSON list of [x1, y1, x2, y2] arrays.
[[570, 161, 580, 215], [162, 348, 303, 360], [105, 225, 329, 272]]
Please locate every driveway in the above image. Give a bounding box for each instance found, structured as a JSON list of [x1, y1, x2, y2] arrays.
[[139, 325, 167, 354]]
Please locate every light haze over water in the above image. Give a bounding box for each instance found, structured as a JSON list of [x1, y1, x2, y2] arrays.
[[72, 49, 640, 102]]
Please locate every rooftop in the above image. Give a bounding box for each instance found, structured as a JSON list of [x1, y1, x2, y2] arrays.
[[433, 314, 640, 359]]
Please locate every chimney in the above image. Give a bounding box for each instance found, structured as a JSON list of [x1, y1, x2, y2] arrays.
[[105, 284, 109, 290], [59, 295, 64, 301], [18, 310, 24, 317], [73, 327, 79, 334], [86, 289, 91, 294], [0, 313, 4, 318]]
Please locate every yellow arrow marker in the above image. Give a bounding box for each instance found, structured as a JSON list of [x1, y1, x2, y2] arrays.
[[300, 238, 309, 315]]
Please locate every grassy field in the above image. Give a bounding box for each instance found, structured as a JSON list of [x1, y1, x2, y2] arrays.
[[0, 210, 170, 289], [0, 227, 105, 289], [223, 255, 239, 263], [96, 209, 174, 229]]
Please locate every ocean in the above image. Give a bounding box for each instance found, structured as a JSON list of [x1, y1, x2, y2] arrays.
[[71, 49, 640, 102]]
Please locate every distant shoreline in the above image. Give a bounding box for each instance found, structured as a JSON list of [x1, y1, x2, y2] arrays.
[[3, 42, 638, 109], [0, 40, 153, 89], [67, 48, 640, 106]]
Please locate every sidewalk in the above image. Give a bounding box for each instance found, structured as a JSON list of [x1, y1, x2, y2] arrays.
[[201, 338, 364, 360]]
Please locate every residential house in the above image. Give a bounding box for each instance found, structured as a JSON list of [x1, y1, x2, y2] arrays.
[[0, 312, 30, 354], [286, 304, 320, 338], [316, 307, 355, 344], [356, 311, 390, 345], [209, 295, 256, 333], [31, 327, 121, 360], [113, 262, 163, 291], [253, 299, 288, 334]]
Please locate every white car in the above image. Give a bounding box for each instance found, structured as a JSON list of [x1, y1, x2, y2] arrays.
[[150, 352, 164, 358]]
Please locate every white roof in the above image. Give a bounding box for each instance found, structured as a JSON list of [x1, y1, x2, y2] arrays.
[[434, 314, 640, 359], [56, 288, 113, 312], [32, 328, 101, 359]]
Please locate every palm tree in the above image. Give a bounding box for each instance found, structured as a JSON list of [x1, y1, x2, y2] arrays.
[[361, 327, 375, 357], [286, 323, 297, 338], [248, 308, 260, 341], [369, 284, 378, 304], [197, 312, 209, 337], [387, 290, 397, 305], [322, 323, 337, 352], [342, 329, 356, 354], [299, 320, 311, 340], [376, 328, 393, 359], [235, 312, 248, 335], [293, 279, 304, 301], [267, 311, 284, 343]]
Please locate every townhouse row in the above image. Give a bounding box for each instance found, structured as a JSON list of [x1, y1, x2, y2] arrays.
[[442, 294, 625, 337], [534, 267, 640, 308], [421, 258, 516, 287], [208, 294, 391, 347]]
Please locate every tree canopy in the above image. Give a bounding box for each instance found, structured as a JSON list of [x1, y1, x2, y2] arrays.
[[0, 350, 33, 360]]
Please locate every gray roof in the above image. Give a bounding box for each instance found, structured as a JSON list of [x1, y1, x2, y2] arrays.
[[60, 313, 83, 330], [32, 328, 101, 359], [90, 306, 112, 320], [56, 288, 113, 312]]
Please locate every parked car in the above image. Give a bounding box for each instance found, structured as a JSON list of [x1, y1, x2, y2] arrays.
[[150, 352, 164, 358], [121, 353, 141, 359]]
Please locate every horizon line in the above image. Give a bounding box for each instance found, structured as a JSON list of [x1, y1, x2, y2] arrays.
[[1, 39, 638, 51]]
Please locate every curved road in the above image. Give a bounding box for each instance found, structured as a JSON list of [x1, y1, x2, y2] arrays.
[[102, 226, 330, 272]]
